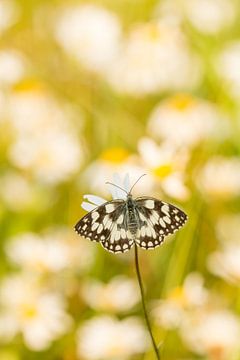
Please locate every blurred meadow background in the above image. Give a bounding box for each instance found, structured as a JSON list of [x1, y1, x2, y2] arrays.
[[1, 0, 240, 359]]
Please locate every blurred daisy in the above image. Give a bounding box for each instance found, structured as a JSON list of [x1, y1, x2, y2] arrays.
[[12, 130, 79, 184], [0, 171, 42, 212], [81, 276, 139, 312], [81, 173, 131, 213], [181, 309, 240, 360], [0, 50, 25, 86], [138, 137, 190, 200], [152, 272, 208, 329], [6, 228, 94, 274], [83, 149, 153, 198], [0, 0, 19, 33], [155, 0, 183, 26], [9, 131, 82, 184], [8, 86, 83, 184], [0, 274, 72, 351], [55, 4, 121, 73], [208, 244, 240, 285], [216, 213, 240, 244], [77, 316, 149, 359], [148, 94, 221, 147], [182, 0, 235, 34], [108, 22, 200, 96], [217, 41, 240, 99], [8, 86, 75, 135], [198, 157, 240, 199]]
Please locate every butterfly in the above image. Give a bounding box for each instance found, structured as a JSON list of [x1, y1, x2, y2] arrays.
[[75, 175, 188, 253]]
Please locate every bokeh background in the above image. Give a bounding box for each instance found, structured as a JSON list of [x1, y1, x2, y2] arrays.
[[1, 0, 240, 359]]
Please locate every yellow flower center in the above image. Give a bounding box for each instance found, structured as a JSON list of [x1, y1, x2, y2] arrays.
[[147, 24, 161, 41], [20, 303, 38, 319], [13, 79, 45, 93], [168, 94, 196, 111], [153, 164, 173, 178], [169, 287, 187, 306], [100, 148, 129, 164]]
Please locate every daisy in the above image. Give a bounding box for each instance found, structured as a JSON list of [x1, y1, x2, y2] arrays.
[[54, 4, 121, 73], [81, 275, 139, 312], [0, 273, 72, 351], [77, 315, 149, 360]]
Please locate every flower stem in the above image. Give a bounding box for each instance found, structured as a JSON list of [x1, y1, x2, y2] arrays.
[[134, 244, 161, 360]]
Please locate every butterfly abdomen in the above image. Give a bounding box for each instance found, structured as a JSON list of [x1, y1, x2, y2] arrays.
[[127, 196, 138, 235]]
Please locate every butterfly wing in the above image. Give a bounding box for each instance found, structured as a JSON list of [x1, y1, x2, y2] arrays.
[[75, 200, 134, 254], [100, 206, 134, 253], [75, 200, 125, 243], [135, 197, 188, 250]]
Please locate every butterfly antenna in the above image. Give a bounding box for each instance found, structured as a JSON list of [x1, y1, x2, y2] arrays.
[[105, 182, 128, 195], [129, 174, 146, 193]]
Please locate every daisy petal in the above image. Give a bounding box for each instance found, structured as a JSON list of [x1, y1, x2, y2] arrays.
[[83, 194, 107, 206], [123, 173, 131, 192], [109, 173, 127, 200], [81, 201, 98, 212]]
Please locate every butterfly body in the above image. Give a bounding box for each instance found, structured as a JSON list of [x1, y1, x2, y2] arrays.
[[126, 194, 139, 237], [75, 191, 188, 254]]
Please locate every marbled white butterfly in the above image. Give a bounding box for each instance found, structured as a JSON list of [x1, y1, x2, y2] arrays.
[[75, 175, 188, 253]]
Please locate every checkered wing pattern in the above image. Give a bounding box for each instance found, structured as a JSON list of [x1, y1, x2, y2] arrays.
[[135, 197, 188, 250], [75, 200, 134, 253]]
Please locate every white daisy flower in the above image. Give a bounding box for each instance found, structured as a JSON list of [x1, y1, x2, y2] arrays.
[[108, 21, 200, 96], [217, 41, 240, 99], [138, 137, 190, 200], [0, 274, 72, 351], [0, 50, 25, 85], [208, 244, 240, 285], [197, 157, 240, 199], [81, 276, 139, 312], [81, 173, 131, 213], [148, 94, 222, 148], [182, 0, 235, 34], [181, 309, 240, 359], [7, 87, 84, 184], [9, 131, 82, 184], [54, 4, 121, 73], [83, 153, 152, 198], [152, 272, 208, 329], [77, 315, 149, 359], [216, 214, 240, 244], [0, 0, 19, 33], [5, 228, 94, 273]]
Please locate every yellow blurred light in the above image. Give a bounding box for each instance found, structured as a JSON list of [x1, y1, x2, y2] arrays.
[[168, 94, 196, 111], [100, 148, 129, 163]]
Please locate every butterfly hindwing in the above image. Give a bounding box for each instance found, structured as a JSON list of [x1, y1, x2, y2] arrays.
[[75, 200, 124, 243], [135, 197, 187, 250], [99, 204, 135, 253]]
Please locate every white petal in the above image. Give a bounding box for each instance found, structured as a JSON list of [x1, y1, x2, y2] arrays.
[[108, 172, 127, 200], [83, 194, 107, 205], [123, 173, 131, 192], [81, 201, 97, 212]]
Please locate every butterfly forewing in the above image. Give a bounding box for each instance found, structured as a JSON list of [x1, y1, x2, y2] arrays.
[[75, 200, 125, 243], [135, 197, 188, 250]]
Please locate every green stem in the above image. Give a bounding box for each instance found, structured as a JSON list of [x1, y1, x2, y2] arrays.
[[134, 244, 161, 360]]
